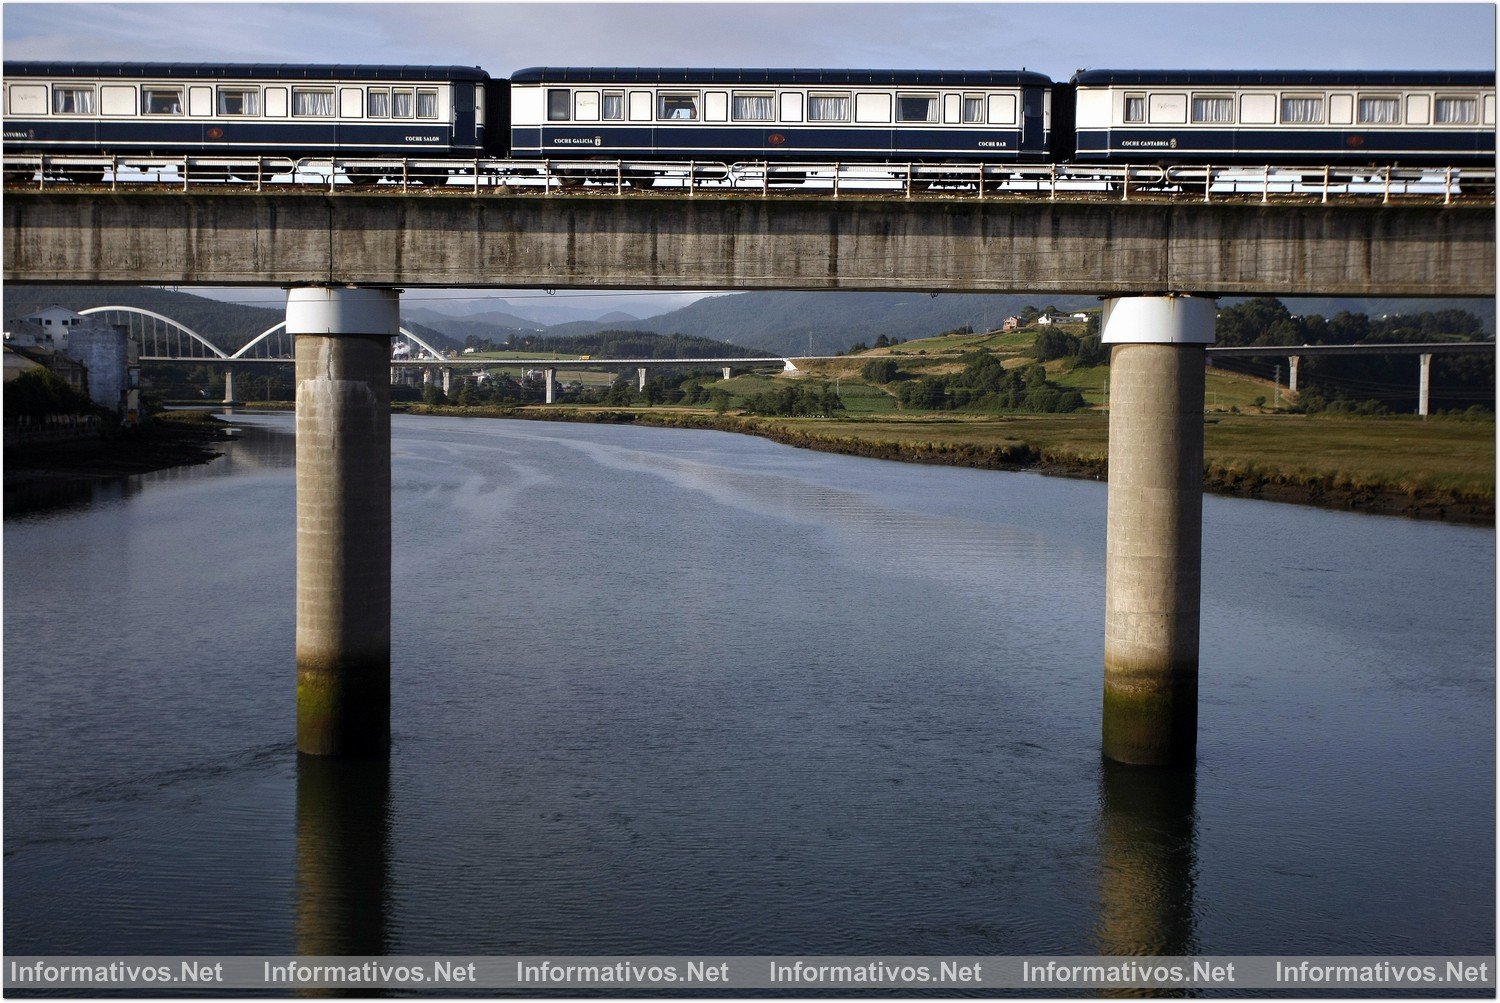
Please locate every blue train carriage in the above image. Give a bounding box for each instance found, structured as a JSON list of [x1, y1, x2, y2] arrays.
[[1071, 69, 1496, 166], [508, 67, 1056, 181], [2, 62, 496, 181]]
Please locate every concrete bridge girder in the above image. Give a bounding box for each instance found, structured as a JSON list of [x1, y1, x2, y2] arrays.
[[5, 194, 1493, 296]]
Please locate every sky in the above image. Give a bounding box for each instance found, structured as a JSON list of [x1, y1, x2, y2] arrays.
[[6, 2, 1495, 318]]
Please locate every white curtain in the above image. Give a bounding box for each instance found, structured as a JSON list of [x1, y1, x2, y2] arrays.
[[1192, 96, 1232, 124], [53, 88, 96, 114], [1280, 97, 1322, 123], [1124, 96, 1144, 122], [393, 90, 414, 117], [416, 91, 437, 119], [1357, 97, 1399, 124], [808, 95, 848, 121], [294, 89, 334, 117], [963, 97, 983, 123], [732, 95, 773, 121], [368, 90, 390, 117], [602, 93, 624, 120], [1435, 97, 1476, 124]]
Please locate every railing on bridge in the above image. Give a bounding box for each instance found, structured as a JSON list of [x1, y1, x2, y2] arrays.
[[6, 156, 1495, 206]]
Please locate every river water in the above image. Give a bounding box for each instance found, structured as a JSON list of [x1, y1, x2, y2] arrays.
[[4, 412, 1494, 963]]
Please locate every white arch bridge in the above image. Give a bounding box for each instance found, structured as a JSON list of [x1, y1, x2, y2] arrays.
[[80, 305, 452, 363]]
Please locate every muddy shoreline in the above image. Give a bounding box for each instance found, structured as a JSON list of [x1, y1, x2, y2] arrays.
[[4, 419, 225, 517]]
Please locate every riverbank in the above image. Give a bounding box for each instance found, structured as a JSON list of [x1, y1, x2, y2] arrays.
[[395, 402, 1496, 524], [4, 411, 226, 516]]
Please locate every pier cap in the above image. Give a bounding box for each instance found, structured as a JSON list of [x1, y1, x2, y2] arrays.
[[1101, 295, 1217, 345], [285, 287, 399, 336]]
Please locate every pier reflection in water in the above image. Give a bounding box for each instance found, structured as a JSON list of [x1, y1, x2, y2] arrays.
[[1097, 762, 1198, 957], [296, 755, 391, 959]]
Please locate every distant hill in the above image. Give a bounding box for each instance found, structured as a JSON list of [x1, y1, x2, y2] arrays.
[[625, 291, 1100, 356], [5, 286, 1489, 362]]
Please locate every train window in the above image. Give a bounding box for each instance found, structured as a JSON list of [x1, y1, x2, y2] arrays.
[[416, 90, 438, 119], [265, 87, 288, 117], [855, 92, 891, 123], [602, 91, 624, 120], [391, 89, 414, 118], [1406, 94, 1431, 125], [629, 91, 652, 121], [808, 93, 849, 122], [8, 84, 47, 115], [732, 93, 774, 121], [1147, 93, 1186, 124], [1190, 95, 1232, 124], [779, 92, 803, 122], [52, 86, 96, 115], [1239, 93, 1274, 124], [1280, 95, 1323, 123], [705, 91, 728, 121], [368, 88, 390, 118], [987, 93, 1016, 125], [1484, 94, 1496, 126], [896, 95, 936, 123], [217, 87, 260, 116], [341, 88, 363, 118], [658, 93, 698, 120], [189, 86, 212, 117], [574, 91, 600, 122], [943, 94, 961, 124], [142, 87, 184, 115], [962, 95, 984, 124], [1435, 96, 1477, 124], [293, 88, 335, 117], [1123, 94, 1145, 123], [100, 85, 136, 116], [547, 89, 570, 121], [1357, 96, 1400, 124]]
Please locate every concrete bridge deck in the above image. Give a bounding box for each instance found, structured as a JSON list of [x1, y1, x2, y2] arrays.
[[4, 190, 1493, 297]]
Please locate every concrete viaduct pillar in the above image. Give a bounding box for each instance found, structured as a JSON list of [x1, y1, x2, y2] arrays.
[[1101, 295, 1215, 767], [441, 367, 452, 396], [544, 367, 556, 404], [1418, 353, 1432, 417], [722, 366, 733, 381], [289, 286, 396, 757], [1288, 355, 1300, 394], [638, 367, 648, 392], [222, 367, 240, 406]]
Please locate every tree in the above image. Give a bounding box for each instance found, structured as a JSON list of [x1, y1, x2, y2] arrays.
[[861, 358, 901, 383]]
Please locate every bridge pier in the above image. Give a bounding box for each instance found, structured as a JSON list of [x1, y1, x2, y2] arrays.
[[289, 286, 396, 757], [1418, 353, 1432, 417], [222, 367, 241, 406], [722, 366, 733, 381], [544, 367, 556, 404], [638, 367, 648, 392], [1101, 295, 1215, 767], [1288, 355, 1300, 394], [441, 367, 452, 396]]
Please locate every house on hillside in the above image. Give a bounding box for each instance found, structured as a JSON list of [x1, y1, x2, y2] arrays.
[[1002, 316, 1022, 332]]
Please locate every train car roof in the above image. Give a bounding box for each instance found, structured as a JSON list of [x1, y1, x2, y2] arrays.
[[511, 67, 1054, 86], [1072, 69, 1495, 87], [2, 62, 489, 81]]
